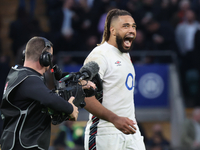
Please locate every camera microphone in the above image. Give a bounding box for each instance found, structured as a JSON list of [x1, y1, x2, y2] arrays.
[[59, 73, 74, 83], [79, 61, 100, 80]]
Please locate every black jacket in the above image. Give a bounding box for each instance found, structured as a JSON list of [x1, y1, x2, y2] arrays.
[[0, 65, 73, 150]]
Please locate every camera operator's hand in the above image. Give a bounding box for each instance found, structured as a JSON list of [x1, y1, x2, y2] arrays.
[[68, 96, 79, 121], [80, 80, 96, 90]]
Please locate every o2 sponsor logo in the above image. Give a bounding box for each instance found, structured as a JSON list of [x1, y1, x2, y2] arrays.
[[138, 73, 164, 99], [125, 73, 134, 90]]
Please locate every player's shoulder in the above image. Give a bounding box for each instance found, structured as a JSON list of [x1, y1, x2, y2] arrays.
[[91, 42, 109, 53], [85, 43, 109, 64]]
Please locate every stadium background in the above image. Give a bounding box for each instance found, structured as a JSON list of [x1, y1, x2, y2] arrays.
[[0, 0, 200, 150]]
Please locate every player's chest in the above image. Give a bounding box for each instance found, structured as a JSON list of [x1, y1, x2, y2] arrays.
[[105, 55, 135, 81]]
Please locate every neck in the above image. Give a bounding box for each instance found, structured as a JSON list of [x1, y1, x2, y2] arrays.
[[24, 60, 45, 75], [107, 36, 118, 49]]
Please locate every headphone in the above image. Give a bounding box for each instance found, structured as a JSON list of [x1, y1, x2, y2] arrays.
[[39, 37, 53, 67], [22, 37, 53, 67]]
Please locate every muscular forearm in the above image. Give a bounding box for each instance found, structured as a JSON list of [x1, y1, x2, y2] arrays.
[[84, 96, 136, 135], [84, 96, 118, 123]]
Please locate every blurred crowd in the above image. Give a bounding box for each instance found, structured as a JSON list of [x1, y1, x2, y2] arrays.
[[3, 0, 200, 63], [0, 0, 200, 106]]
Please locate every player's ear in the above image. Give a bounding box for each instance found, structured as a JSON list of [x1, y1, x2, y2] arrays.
[[110, 26, 116, 36]]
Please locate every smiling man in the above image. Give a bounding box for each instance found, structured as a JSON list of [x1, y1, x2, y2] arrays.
[[83, 9, 146, 150]]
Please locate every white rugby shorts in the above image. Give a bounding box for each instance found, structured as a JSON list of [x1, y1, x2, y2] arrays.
[[84, 125, 146, 150]]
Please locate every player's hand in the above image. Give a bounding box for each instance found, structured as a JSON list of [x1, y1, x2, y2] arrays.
[[80, 80, 96, 90], [113, 116, 137, 134], [68, 96, 79, 121]]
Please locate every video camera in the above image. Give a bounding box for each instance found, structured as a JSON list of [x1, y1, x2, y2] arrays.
[[48, 61, 103, 125]]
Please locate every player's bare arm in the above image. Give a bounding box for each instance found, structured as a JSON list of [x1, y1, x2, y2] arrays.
[[84, 96, 137, 134]]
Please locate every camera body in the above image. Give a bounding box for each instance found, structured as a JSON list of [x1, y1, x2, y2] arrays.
[[49, 72, 86, 125], [48, 67, 103, 125], [55, 73, 86, 108]]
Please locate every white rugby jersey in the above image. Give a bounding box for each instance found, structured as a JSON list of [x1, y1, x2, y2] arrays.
[[84, 42, 136, 135]]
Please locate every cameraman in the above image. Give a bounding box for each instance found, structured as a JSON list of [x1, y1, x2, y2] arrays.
[[0, 37, 94, 150]]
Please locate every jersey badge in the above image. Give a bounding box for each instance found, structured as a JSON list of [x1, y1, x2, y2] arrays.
[[115, 60, 121, 66]]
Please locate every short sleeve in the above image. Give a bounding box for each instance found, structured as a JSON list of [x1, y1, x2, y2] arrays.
[[84, 51, 107, 80]]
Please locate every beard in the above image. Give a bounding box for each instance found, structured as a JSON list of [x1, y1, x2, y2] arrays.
[[116, 33, 133, 53]]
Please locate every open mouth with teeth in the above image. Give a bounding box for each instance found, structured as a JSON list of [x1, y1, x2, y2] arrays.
[[123, 36, 134, 49]]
